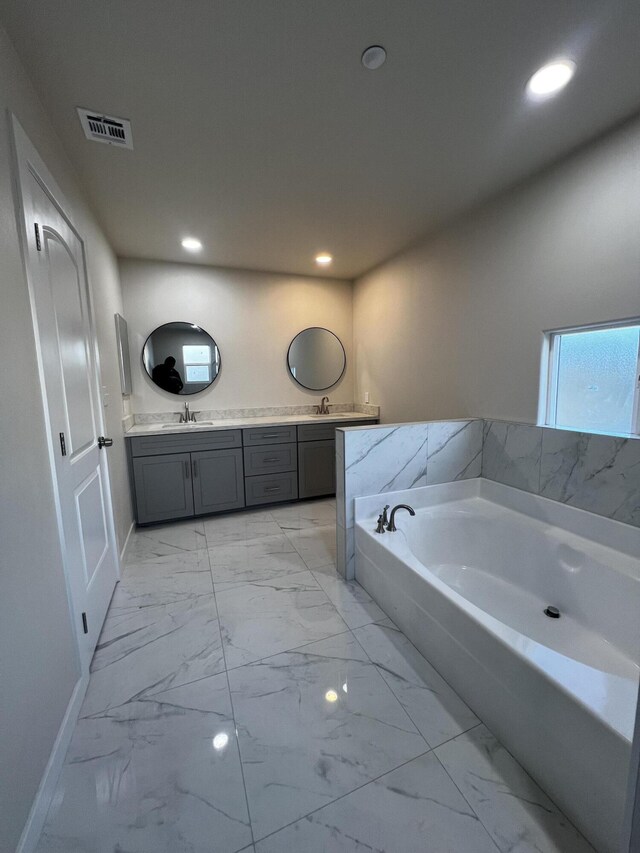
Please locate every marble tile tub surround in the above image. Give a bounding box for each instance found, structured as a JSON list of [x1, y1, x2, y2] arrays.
[[337, 417, 640, 578], [337, 419, 483, 577], [483, 419, 640, 527], [134, 402, 379, 424]]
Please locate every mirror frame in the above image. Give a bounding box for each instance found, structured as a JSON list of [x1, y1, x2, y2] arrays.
[[142, 320, 222, 396], [286, 326, 346, 391]]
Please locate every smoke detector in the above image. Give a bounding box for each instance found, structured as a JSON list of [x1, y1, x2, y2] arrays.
[[77, 108, 133, 149]]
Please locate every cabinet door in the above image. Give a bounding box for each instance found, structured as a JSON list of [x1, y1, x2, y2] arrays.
[[192, 449, 245, 515], [133, 452, 194, 524], [298, 440, 336, 499]]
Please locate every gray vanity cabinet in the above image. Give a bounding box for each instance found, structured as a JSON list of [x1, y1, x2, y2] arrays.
[[132, 452, 195, 524], [127, 418, 378, 525], [128, 429, 244, 525], [192, 449, 244, 515]]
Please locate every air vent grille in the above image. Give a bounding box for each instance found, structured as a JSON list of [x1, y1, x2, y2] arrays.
[[77, 108, 133, 149]]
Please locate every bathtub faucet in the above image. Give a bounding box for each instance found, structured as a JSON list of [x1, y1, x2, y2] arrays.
[[386, 504, 416, 532]]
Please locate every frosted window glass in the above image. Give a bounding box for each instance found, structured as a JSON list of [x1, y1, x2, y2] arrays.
[[554, 326, 639, 433], [182, 345, 211, 364], [185, 364, 211, 383]]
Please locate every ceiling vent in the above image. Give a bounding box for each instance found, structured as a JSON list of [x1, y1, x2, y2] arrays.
[[77, 108, 133, 149]]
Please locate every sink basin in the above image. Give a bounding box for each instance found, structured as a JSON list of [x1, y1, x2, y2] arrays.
[[162, 421, 215, 428]]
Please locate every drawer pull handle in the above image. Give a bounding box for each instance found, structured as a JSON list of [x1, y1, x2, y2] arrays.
[[263, 457, 279, 463], [260, 433, 281, 438], [192, 460, 198, 478], [183, 460, 190, 479], [264, 486, 281, 493]]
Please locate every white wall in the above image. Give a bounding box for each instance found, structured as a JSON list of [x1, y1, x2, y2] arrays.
[[354, 116, 640, 425], [0, 26, 131, 853], [120, 258, 354, 413]]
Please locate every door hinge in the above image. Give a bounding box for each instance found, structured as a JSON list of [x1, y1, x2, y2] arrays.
[[34, 222, 41, 251], [59, 432, 67, 456], [82, 612, 88, 634]]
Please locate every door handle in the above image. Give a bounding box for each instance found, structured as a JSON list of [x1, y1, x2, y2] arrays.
[[97, 436, 113, 449]]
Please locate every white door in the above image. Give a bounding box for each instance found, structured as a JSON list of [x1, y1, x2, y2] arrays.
[[12, 119, 119, 671]]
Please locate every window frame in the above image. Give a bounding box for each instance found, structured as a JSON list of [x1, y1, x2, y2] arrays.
[[539, 317, 640, 437]]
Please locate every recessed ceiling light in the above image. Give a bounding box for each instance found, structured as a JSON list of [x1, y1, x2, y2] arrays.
[[361, 45, 386, 71], [526, 60, 576, 99], [315, 253, 333, 266], [181, 237, 202, 252]]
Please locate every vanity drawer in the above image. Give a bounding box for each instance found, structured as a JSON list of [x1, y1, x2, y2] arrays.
[[129, 429, 242, 457], [243, 443, 297, 476], [244, 471, 298, 506], [242, 425, 297, 446]]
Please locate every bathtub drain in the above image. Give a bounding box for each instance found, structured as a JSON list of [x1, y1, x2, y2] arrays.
[[544, 606, 560, 619]]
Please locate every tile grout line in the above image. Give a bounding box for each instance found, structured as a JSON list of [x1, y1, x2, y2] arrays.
[[250, 747, 434, 846], [431, 748, 503, 853], [433, 727, 597, 853], [211, 542, 257, 851]]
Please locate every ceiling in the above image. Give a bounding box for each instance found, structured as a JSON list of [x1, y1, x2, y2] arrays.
[[2, 0, 639, 279]]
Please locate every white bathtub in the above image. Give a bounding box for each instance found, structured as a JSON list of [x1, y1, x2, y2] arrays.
[[354, 478, 640, 853]]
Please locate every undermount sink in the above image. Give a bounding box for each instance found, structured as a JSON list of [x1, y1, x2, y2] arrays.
[[162, 421, 215, 428]]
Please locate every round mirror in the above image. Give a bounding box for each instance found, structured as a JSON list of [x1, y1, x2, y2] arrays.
[[143, 322, 221, 396], [287, 327, 346, 391]]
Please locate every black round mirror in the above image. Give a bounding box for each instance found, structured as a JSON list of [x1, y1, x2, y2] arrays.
[[143, 322, 221, 396], [287, 327, 346, 391]]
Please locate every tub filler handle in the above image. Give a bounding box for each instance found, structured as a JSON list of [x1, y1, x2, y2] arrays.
[[386, 504, 416, 532]]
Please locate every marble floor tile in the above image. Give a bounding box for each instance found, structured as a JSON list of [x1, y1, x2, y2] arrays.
[[37, 674, 252, 853], [83, 594, 224, 715], [255, 751, 498, 853], [111, 549, 213, 611], [435, 725, 594, 852], [284, 523, 337, 569], [270, 498, 337, 530], [209, 534, 307, 585], [204, 510, 281, 546], [312, 571, 387, 629], [215, 570, 348, 668], [228, 632, 428, 840], [124, 519, 207, 564], [353, 622, 479, 748]]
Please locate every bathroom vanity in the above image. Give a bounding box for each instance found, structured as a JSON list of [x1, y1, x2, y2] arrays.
[[125, 414, 377, 525]]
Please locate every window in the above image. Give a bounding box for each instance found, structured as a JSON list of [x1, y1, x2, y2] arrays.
[[182, 344, 212, 384], [541, 320, 640, 436]]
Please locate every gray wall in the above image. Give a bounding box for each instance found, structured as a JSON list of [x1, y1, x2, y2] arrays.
[[120, 258, 354, 415], [354, 115, 640, 425], [0, 25, 131, 852]]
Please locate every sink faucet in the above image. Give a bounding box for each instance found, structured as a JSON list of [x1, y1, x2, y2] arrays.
[[315, 396, 330, 415], [179, 401, 196, 423], [386, 504, 416, 532]]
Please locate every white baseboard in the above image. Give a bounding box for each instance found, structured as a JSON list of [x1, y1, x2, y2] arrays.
[[120, 519, 135, 562], [16, 673, 89, 853]]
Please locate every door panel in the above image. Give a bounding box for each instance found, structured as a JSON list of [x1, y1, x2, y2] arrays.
[[133, 453, 194, 524], [16, 146, 120, 668], [298, 440, 336, 499], [47, 235, 96, 455], [74, 469, 109, 586], [192, 449, 245, 515]]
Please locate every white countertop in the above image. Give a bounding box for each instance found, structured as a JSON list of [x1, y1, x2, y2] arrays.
[[125, 411, 377, 437]]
